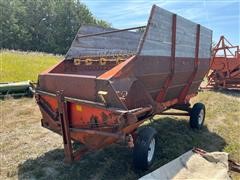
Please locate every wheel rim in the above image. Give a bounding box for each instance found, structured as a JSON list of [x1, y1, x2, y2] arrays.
[[198, 109, 204, 125], [147, 138, 155, 162]]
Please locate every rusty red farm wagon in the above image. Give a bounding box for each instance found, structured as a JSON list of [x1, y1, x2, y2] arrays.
[[35, 5, 212, 169]]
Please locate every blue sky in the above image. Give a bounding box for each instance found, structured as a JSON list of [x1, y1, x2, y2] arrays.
[[82, 0, 239, 45]]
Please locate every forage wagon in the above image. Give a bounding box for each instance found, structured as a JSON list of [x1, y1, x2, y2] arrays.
[[35, 5, 212, 169]]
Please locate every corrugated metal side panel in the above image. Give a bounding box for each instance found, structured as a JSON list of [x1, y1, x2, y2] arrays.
[[138, 6, 172, 56], [175, 16, 197, 58], [138, 5, 212, 59], [199, 26, 212, 58], [65, 25, 142, 59]]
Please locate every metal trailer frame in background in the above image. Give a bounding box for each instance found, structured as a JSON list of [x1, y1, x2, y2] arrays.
[[205, 36, 240, 89]]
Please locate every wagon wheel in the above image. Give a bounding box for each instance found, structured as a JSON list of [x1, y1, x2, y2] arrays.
[[26, 87, 34, 98], [133, 126, 157, 170], [189, 103, 205, 129]]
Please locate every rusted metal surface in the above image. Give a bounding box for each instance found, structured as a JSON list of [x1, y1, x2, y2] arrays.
[[57, 91, 73, 163], [160, 112, 190, 116], [229, 159, 240, 173], [36, 5, 212, 163], [205, 36, 240, 89]]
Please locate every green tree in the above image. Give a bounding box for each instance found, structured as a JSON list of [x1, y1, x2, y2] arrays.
[[0, 0, 110, 54]]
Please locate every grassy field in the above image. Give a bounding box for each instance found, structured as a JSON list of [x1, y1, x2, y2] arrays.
[[0, 50, 239, 179], [0, 50, 62, 82], [1, 90, 239, 180]]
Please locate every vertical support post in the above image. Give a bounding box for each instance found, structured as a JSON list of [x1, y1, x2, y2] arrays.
[[222, 37, 231, 78], [194, 25, 201, 69], [156, 14, 177, 102], [209, 36, 221, 71], [56, 90, 73, 163]]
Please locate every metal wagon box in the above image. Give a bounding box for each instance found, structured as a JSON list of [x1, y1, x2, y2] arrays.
[[35, 5, 212, 169]]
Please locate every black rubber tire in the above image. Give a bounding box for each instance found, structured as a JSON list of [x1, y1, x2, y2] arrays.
[[26, 87, 34, 98], [133, 126, 157, 170], [189, 103, 205, 129]]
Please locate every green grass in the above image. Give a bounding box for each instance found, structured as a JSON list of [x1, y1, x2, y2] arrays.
[[1, 91, 239, 180], [0, 50, 63, 82], [0, 50, 239, 179], [191, 91, 240, 161]]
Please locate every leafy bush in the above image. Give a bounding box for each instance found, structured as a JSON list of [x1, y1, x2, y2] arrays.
[[0, 0, 110, 54]]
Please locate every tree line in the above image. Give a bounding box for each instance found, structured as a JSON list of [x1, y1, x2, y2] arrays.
[[0, 0, 110, 54]]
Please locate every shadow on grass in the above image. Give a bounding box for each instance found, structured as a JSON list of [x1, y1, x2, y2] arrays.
[[18, 117, 226, 180], [211, 88, 240, 98]]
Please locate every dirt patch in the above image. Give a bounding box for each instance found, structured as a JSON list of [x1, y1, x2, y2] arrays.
[[0, 98, 62, 179]]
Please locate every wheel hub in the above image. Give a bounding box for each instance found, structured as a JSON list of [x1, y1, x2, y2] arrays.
[[147, 138, 155, 162], [198, 109, 204, 125]]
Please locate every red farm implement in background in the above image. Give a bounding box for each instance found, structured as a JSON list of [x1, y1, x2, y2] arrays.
[[35, 5, 212, 170], [206, 36, 240, 89]]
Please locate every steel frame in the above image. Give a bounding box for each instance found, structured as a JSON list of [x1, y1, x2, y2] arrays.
[[36, 89, 157, 162], [36, 88, 193, 163], [205, 36, 240, 89]]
